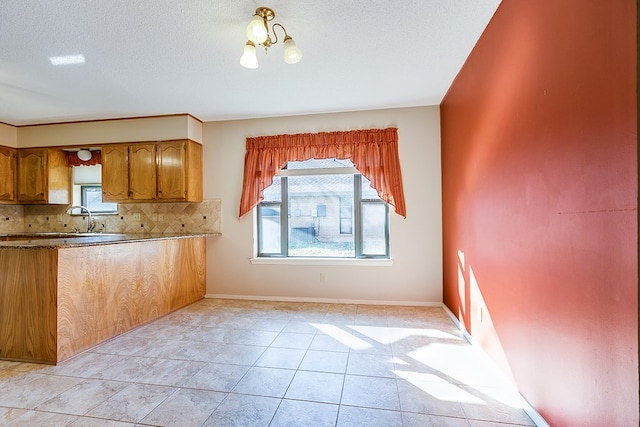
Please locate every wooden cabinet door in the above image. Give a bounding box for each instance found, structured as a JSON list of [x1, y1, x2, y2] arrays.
[[0, 146, 16, 203], [128, 144, 156, 200], [186, 141, 203, 202], [156, 141, 186, 200], [46, 149, 70, 205], [17, 149, 47, 203], [101, 145, 130, 201]]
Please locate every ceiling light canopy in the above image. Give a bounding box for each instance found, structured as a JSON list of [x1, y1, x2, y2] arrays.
[[240, 7, 302, 69]]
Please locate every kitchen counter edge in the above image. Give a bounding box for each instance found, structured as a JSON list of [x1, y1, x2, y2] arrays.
[[0, 233, 220, 249]]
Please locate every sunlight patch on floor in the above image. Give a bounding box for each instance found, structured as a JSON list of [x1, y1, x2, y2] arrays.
[[310, 323, 372, 350], [407, 342, 523, 406], [394, 370, 486, 404], [348, 325, 461, 345]]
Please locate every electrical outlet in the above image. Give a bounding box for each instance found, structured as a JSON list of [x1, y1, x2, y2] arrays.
[[320, 273, 327, 283], [133, 213, 141, 221], [56, 214, 64, 223]]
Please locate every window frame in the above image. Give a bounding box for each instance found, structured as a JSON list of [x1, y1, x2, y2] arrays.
[[256, 165, 390, 259]]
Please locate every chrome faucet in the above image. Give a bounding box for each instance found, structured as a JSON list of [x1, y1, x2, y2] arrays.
[[65, 205, 95, 233]]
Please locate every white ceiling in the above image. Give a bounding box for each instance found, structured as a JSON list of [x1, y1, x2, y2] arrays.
[[0, 0, 501, 126]]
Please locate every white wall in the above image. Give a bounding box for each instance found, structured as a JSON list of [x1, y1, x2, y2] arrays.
[[0, 122, 18, 147], [16, 114, 200, 147], [202, 106, 442, 304]]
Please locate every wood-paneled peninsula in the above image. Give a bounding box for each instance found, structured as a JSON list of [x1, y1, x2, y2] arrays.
[[0, 233, 216, 364]]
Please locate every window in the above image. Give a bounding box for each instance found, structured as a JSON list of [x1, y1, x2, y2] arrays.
[[71, 165, 118, 214], [81, 185, 118, 214], [257, 158, 389, 258]]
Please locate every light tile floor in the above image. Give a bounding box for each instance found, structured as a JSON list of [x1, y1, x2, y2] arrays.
[[0, 299, 537, 426]]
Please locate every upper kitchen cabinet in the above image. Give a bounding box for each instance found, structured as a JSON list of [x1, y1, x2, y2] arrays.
[[102, 140, 202, 203], [129, 143, 157, 200], [101, 144, 129, 201], [17, 149, 70, 204], [156, 140, 202, 201], [0, 146, 17, 203]]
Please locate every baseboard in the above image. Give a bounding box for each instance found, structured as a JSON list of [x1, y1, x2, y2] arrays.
[[441, 304, 550, 427], [205, 293, 442, 307], [441, 304, 470, 341]]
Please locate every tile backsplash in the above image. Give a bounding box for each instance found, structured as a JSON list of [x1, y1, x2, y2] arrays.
[[0, 199, 221, 234], [0, 205, 25, 234]]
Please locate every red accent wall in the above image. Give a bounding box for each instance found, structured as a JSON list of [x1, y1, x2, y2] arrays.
[[440, 1, 638, 426]]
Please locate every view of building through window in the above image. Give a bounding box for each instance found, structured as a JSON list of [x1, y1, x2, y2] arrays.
[[257, 158, 389, 258]]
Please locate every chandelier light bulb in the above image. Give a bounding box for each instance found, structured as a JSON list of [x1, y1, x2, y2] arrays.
[[245, 15, 268, 44], [283, 35, 302, 64], [240, 41, 259, 69]]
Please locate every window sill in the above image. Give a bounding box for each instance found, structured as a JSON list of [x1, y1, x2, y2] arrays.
[[250, 257, 393, 266]]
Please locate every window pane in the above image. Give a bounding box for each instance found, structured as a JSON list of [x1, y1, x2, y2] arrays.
[[361, 175, 379, 199], [263, 176, 281, 202], [81, 186, 117, 213], [362, 203, 388, 255], [258, 205, 281, 254], [287, 174, 355, 257], [340, 196, 353, 234]]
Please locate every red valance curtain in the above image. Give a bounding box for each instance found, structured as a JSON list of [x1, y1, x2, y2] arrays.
[[65, 151, 101, 167], [239, 128, 406, 218]]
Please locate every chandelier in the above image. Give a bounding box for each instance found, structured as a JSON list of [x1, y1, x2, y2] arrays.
[[240, 7, 302, 69]]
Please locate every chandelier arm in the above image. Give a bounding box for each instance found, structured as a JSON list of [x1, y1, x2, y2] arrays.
[[270, 23, 289, 46]]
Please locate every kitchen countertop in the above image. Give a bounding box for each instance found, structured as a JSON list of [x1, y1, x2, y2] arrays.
[[0, 232, 220, 249]]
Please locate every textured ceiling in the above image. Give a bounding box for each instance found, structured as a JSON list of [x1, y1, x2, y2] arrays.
[[0, 0, 501, 126]]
